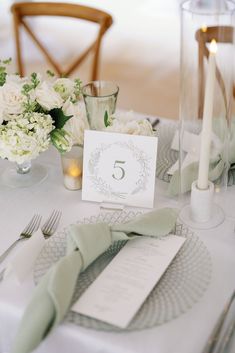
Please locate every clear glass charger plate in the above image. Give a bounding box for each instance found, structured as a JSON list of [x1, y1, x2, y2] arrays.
[[34, 210, 212, 332]]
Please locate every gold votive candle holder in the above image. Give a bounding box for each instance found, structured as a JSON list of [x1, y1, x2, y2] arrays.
[[61, 145, 83, 190]]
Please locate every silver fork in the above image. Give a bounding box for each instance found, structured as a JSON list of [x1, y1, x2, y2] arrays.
[[0, 214, 42, 265], [0, 210, 61, 282], [41, 210, 62, 238]]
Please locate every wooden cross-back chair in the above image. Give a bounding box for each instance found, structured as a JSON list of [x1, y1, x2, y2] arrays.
[[195, 25, 235, 119], [11, 2, 113, 79]]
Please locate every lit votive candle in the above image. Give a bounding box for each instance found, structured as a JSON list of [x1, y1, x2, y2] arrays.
[[61, 146, 83, 190]]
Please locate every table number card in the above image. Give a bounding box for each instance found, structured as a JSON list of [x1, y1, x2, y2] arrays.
[[82, 130, 158, 208], [72, 235, 185, 328]]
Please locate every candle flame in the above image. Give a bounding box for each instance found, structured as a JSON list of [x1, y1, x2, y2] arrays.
[[209, 39, 217, 54], [68, 163, 82, 177], [201, 25, 207, 33]]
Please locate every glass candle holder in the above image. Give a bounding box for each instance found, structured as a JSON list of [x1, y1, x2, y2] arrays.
[[175, 0, 235, 228], [82, 81, 119, 130], [179, 0, 235, 201], [61, 145, 83, 190]]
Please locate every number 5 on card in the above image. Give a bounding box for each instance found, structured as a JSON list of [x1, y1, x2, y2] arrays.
[[82, 130, 158, 208]]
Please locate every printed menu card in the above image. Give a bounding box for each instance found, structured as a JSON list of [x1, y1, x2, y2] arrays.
[[72, 235, 185, 328]]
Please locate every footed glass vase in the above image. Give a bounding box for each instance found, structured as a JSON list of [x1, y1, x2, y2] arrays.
[[1, 160, 48, 188]]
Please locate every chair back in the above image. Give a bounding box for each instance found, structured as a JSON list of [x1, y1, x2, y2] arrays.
[[195, 26, 234, 119], [11, 2, 113, 79]]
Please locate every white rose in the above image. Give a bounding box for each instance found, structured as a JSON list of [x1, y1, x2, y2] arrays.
[[114, 110, 135, 124], [6, 74, 28, 85], [104, 117, 154, 136], [137, 119, 154, 136], [63, 100, 89, 145], [122, 121, 142, 134], [35, 81, 63, 111], [54, 78, 75, 101], [106, 120, 141, 135], [0, 77, 27, 115]]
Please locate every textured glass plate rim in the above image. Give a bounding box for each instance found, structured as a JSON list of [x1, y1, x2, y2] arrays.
[[34, 210, 212, 332]]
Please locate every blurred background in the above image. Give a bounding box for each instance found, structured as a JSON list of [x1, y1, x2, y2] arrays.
[[0, 0, 181, 119]]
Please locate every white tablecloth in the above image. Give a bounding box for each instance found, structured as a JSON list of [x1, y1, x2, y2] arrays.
[[0, 140, 235, 353]]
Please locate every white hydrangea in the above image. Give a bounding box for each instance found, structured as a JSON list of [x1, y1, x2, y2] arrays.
[[0, 112, 53, 164], [63, 99, 89, 146]]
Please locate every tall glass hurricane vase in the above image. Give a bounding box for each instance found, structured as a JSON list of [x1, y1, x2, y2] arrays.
[[176, 0, 235, 227]]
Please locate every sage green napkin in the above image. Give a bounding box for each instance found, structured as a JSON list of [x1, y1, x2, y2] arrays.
[[168, 158, 226, 196], [12, 207, 177, 353], [168, 118, 235, 196]]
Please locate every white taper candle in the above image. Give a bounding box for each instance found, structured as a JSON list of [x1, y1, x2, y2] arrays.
[[197, 39, 217, 190]]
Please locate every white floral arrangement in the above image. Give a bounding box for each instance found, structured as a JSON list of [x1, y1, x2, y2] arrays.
[[103, 111, 154, 136], [0, 59, 89, 164]]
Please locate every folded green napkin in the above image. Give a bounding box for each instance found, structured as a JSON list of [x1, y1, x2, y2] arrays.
[[168, 157, 226, 196], [12, 207, 177, 353], [168, 118, 235, 196]]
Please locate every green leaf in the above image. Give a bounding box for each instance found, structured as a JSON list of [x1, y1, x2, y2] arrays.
[[2, 58, 12, 65], [104, 110, 110, 127], [50, 108, 73, 129], [0, 72, 6, 86], [0, 59, 11, 86], [0, 65, 7, 86], [46, 70, 55, 77]]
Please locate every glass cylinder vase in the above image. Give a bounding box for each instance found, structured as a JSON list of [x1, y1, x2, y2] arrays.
[[82, 81, 119, 131], [178, 0, 235, 209]]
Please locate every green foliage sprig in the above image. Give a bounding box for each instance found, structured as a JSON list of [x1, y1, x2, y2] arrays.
[[0, 58, 12, 87], [46, 70, 55, 78], [74, 78, 82, 96], [22, 73, 41, 113], [104, 110, 111, 127]]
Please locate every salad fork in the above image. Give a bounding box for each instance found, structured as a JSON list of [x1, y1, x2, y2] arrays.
[[41, 210, 62, 238], [0, 214, 42, 265], [0, 210, 62, 282]]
